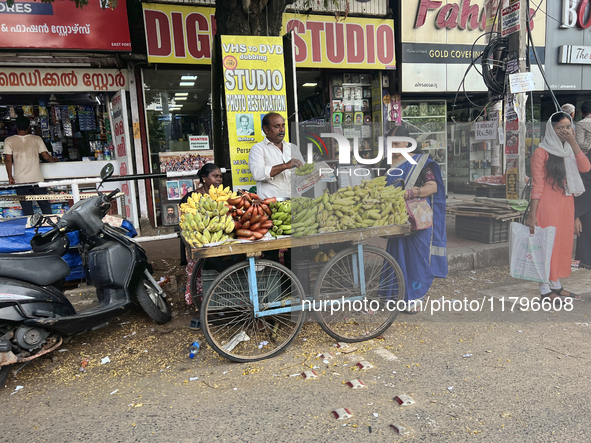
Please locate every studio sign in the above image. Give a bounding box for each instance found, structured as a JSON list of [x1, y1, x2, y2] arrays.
[[561, 0, 591, 29]]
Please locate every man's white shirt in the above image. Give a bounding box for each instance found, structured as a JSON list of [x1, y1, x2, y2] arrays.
[[248, 137, 305, 199]]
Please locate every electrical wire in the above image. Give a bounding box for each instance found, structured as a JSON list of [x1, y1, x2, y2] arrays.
[[528, 0, 561, 25], [481, 35, 509, 95], [450, 0, 503, 121]]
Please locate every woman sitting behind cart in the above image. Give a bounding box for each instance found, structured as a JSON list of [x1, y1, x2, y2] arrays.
[[180, 163, 223, 266], [179, 163, 241, 309], [384, 126, 447, 314]]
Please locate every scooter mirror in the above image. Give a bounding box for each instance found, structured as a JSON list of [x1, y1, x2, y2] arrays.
[[101, 163, 114, 181], [30, 213, 43, 227]]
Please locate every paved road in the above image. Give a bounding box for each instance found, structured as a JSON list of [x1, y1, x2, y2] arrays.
[[2, 265, 591, 442]]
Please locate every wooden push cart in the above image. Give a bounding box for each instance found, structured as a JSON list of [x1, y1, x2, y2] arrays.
[[184, 224, 411, 362]]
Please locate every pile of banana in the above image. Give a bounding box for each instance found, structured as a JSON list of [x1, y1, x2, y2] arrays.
[[291, 176, 409, 236], [294, 162, 315, 176], [269, 200, 292, 237], [179, 193, 236, 248], [313, 249, 336, 262], [208, 184, 239, 202]]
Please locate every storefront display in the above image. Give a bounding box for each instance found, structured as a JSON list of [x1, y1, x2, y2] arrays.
[[143, 68, 214, 226], [328, 72, 384, 162], [401, 100, 447, 193]]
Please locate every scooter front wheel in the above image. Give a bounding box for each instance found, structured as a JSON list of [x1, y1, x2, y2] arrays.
[[136, 277, 172, 324]]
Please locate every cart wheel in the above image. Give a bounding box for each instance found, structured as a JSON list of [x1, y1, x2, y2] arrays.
[[200, 259, 306, 362], [313, 245, 404, 342]]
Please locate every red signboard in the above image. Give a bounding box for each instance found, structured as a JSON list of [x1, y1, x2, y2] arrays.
[[0, 0, 131, 51]]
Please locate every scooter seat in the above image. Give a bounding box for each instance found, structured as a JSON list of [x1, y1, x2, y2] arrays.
[[0, 253, 70, 286]]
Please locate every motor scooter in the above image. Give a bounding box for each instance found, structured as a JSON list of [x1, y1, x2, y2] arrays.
[[0, 164, 171, 386]]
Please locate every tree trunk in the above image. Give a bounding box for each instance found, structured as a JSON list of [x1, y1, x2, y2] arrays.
[[215, 0, 295, 36]]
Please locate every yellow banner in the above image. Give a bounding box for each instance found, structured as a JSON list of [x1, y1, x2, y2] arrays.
[[222, 36, 289, 189], [142, 4, 397, 69], [143, 4, 215, 64], [283, 13, 396, 69]]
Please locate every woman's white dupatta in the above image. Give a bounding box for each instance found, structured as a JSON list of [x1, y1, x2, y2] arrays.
[[538, 114, 585, 197]]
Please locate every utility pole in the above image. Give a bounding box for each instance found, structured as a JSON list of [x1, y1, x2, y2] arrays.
[[504, 0, 528, 199]]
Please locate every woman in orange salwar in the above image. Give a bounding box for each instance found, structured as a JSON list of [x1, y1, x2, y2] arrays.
[[526, 112, 591, 300]]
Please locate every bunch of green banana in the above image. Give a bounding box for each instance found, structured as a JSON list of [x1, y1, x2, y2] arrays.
[[290, 176, 409, 236], [269, 200, 292, 237], [291, 195, 322, 237], [179, 195, 235, 248], [294, 162, 315, 176]]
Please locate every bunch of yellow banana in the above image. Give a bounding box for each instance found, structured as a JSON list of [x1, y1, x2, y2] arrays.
[[291, 176, 409, 236], [208, 184, 238, 202], [179, 193, 236, 247]]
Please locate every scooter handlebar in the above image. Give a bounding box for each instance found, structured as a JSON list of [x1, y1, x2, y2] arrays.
[[40, 226, 58, 239], [107, 189, 120, 200]]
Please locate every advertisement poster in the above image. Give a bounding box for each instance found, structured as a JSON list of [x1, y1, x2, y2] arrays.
[[189, 135, 209, 150], [109, 90, 138, 228], [158, 150, 214, 173], [221, 35, 288, 190], [0, 0, 131, 51]]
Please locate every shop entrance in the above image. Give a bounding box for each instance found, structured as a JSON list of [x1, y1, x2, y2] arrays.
[[142, 68, 213, 227]]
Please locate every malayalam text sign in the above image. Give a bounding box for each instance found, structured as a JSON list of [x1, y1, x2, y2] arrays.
[[475, 121, 497, 140], [110, 90, 138, 228], [222, 36, 289, 189], [0, 0, 131, 51], [502, 2, 521, 37], [0, 68, 128, 92]]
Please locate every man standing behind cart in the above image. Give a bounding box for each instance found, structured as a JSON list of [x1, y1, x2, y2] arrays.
[[248, 112, 304, 200], [4, 116, 58, 215]]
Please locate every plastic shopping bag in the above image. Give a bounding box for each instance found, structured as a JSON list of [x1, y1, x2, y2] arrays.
[[509, 222, 556, 283]]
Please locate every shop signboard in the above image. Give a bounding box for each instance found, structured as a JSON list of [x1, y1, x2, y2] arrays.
[[0, 0, 131, 51], [283, 14, 396, 69], [474, 121, 496, 140], [221, 35, 289, 190], [400, 0, 546, 92], [559, 45, 591, 64], [189, 135, 209, 150], [501, 2, 520, 37], [142, 4, 396, 69], [0, 68, 128, 92], [544, 1, 591, 90], [109, 90, 139, 228], [142, 4, 215, 64]]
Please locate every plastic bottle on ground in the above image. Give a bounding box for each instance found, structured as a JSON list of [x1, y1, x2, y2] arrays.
[[189, 341, 200, 359]]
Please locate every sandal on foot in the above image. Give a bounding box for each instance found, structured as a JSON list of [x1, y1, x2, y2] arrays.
[[551, 287, 582, 299], [541, 291, 558, 301]]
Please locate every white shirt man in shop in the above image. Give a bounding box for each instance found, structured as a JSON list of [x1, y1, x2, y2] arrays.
[[248, 112, 304, 200], [4, 116, 58, 215]]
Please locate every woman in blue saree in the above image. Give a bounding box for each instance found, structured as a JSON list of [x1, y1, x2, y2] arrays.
[[384, 127, 448, 313]]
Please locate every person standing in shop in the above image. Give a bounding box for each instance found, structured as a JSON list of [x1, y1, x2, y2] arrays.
[[562, 104, 576, 130], [248, 112, 304, 200], [4, 115, 58, 215]]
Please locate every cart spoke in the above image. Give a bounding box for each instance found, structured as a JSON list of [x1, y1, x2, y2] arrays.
[[202, 260, 305, 362], [313, 246, 403, 341]]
